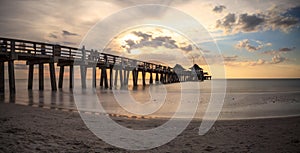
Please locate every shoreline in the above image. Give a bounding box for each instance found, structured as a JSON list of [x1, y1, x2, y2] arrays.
[[1, 102, 300, 152], [5, 102, 300, 121]]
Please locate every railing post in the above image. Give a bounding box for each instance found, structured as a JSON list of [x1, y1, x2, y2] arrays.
[[41, 44, 46, 55], [1, 40, 7, 52], [53, 45, 61, 57]]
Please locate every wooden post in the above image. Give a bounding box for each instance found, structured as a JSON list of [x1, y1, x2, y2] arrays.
[[109, 67, 113, 89], [155, 72, 159, 82], [100, 68, 104, 87], [149, 72, 153, 84], [92, 67, 96, 88], [119, 69, 123, 87], [142, 70, 146, 86], [104, 68, 108, 89], [0, 61, 4, 93], [28, 64, 34, 90], [8, 60, 15, 94], [114, 69, 118, 86], [81, 46, 86, 89], [80, 65, 86, 89], [160, 73, 164, 84], [69, 65, 74, 88], [135, 70, 139, 86], [100, 67, 108, 88], [49, 63, 57, 91], [39, 64, 44, 90], [58, 66, 64, 88], [132, 70, 136, 86], [123, 70, 127, 86], [126, 70, 130, 86]]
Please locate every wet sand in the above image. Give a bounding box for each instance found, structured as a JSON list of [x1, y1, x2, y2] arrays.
[[0, 103, 299, 152]]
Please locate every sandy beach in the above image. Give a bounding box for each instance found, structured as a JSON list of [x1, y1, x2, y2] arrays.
[[0, 103, 299, 153]]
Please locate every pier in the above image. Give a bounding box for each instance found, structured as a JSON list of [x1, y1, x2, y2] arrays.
[[0, 37, 211, 94]]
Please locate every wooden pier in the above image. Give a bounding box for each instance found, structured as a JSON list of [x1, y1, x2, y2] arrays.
[[0, 37, 211, 94]]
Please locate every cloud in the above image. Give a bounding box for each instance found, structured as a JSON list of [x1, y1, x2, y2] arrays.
[[265, 43, 272, 46], [180, 44, 193, 52], [216, 13, 236, 33], [223, 55, 238, 62], [213, 5, 226, 13], [48, 33, 58, 39], [261, 50, 279, 55], [62, 41, 77, 46], [271, 55, 287, 64], [261, 47, 295, 55], [279, 47, 296, 52], [235, 39, 266, 52], [122, 31, 193, 53], [225, 58, 267, 67], [222, 54, 288, 66], [132, 31, 152, 41], [216, 7, 299, 34], [62, 30, 79, 37]]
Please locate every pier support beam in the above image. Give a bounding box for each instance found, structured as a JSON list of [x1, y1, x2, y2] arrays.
[[155, 72, 159, 83], [109, 68, 113, 89], [119, 69, 123, 87], [142, 70, 146, 86], [132, 70, 138, 86], [39, 64, 44, 90], [49, 62, 57, 91], [160, 73, 164, 84], [100, 68, 108, 88], [149, 72, 153, 84], [123, 70, 127, 86], [80, 65, 86, 89], [8, 60, 15, 94], [92, 67, 96, 88], [114, 69, 118, 87], [126, 70, 130, 86], [0, 62, 4, 93], [28, 64, 34, 90], [58, 66, 64, 89], [69, 65, 73, 88]]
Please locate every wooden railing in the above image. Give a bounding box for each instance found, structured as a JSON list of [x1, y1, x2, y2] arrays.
[[0, 37, 172, 72]]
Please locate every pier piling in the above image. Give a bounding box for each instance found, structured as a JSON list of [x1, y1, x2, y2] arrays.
[[0, 62, 5, 93], [28, 64, 34, 90], [58, 66, 64, 89], [8, 60, 15, 94], [49, 62, 57, 91]]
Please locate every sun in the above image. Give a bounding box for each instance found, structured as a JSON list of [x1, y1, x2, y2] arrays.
[[119, 33, 141, 46]]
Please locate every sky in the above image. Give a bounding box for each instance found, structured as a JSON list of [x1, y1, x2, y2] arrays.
[[0, 0, 300, 78]]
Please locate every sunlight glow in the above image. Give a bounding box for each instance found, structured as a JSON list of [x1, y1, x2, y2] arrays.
[[120, 33, 141, 46]]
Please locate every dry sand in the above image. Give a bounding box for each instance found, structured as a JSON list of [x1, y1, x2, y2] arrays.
[[0, 103, 299, 153]]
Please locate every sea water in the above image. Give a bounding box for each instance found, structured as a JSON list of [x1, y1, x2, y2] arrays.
[[1, 79, 300, 120]]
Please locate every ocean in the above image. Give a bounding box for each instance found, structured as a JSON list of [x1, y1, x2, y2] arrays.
[[1, 79, 300, 120]]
